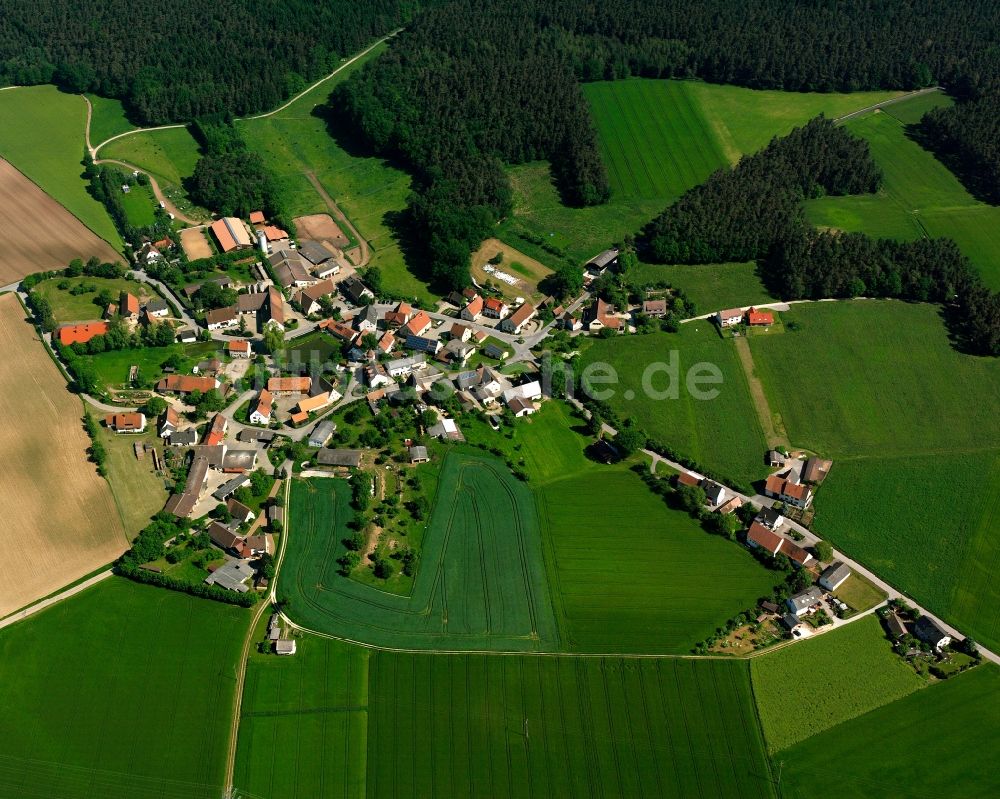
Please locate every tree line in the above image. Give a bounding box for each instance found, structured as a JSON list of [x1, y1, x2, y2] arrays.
[[920, 94, 1000, 204], [0, 0, 428, 124]]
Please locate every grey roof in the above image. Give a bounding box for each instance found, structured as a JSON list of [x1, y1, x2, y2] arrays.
[[222, 449, 258, 470], [588, 248, 618, 269], [781, 613, 801, 630], [268, 505, 284, 523], [483, 343, 507, 359], [819, 561, 851, 588], [886, 613, 908, 638], [386, 354, 425, 374], [340, 276, 372, 305], [168, 429, 198, 447], [238, 428, 277, 443], [213, 474, 250, 501], [204, 559, 254, 593], [298, 240, 336, 265], [308, 420, 337, 447], [275, 639, 296, 654], [756, 506, 784, 529], [455, 369, 482, 390], [354, 305, 380, 328], [175, 328, 197, 341], [146, 298, 169, 313], [409, 445, 429, 462], [787, 587, 824, 613], [316, 448, 363, 468]]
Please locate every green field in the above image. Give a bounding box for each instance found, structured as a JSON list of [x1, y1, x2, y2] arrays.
[[750, 617, 924, 752], [237, 44, 431, 303], [234, 636, 369, 799], [880, 89, 953, 125], [118, 183, 157, 227], [0, 578, 247, 798], [280, 453, 560, 650], [805, 109, 1000, 289], [34, 275, 154, 323], [0, 85, 122, 247], [99, 425, 170, 536], [580, 325, 769, 489], [368, 652, 776, 799], [750, 300, 1000, 648], [505, 80, 901, 266], [815, 451, 1000, 652], [750, 301, 1000, 459], [625, 260, 774, 313], [778, 665, 1000, 798], [89, 341, 218, 391], [100, 126, 201, 189], [86, 94, 136, 145]]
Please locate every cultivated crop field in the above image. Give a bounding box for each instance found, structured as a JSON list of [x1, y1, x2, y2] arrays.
[[805, 109, 1000, 289], [778, 665, 1000, 798], [0, 293, 128, 618], [537, 465, 780, 653], [751, 616, 925, 752], [280, 454, 560, 650], [234, 637, 369, 799], [368, 652, 776, 799], [581, 325, 769, 489], [0, 159, 121, 284], [0, 578, 247, 798]]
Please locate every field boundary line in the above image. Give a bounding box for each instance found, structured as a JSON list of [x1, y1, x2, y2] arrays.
[[0, 569, 113, 630]]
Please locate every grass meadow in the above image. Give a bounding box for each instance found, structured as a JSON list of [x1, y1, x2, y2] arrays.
[[581, 325, 769, 489], [0, 85, 122, 248], [86, 94, 136, 145], [98, 425, 169, 536], [0, 578, 247, 799], [805, 109, 1000, 289], [234, 636, 369, 799], [625, 260, 775, 312], [280, 454, 560, 651], [367, 652, 776, 799], [33, 275, 154, 323], [778, 665, 1000, 798], [750, 616, 925, 753]]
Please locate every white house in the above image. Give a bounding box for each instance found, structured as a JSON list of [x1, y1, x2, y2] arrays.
[[501, 380, 542, 406], [716, 308, 744, 328], [249, 389, 273, 426], [701, 480, 726, 507], [386, 354, 425, 378], [819, 562, 851, 592], [786, 587, 824, 617]]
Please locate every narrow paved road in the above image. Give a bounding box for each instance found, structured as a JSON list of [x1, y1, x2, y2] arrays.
[[0, 570, 113, 630], [834, 86, 943, 123]]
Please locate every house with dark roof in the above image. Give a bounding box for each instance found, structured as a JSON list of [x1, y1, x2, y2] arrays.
[[755, 506, 785, 530], [914, 616, 951, 651], [316, 449, 363, 468], [226, 497, 255, 524], [295, 279, 335, 315], [787, 586, 824, 616], [340, 276, 373, 306], [885, 613, 908, 640], [764, 473, 814, 508], [213, 474, 250, 502], [145, 298, 169, 317], [298, 240, 336, 265], [354, 305, 380, 334], [205, 305, 239, 330], [701, 480, 726, 507]]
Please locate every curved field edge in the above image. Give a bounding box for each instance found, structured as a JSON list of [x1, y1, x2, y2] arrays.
[[279, 452, 560, 651]]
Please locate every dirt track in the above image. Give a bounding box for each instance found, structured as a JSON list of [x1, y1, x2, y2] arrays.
[[0, 158, 121, 284], [0, 293, 128, 618]]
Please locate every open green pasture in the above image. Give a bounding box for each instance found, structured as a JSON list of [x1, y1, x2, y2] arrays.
[[280, 453, 559, 650], [625, 259, 775, 313], [88, 341, 218, 391], [0, 85, 122, 247], [368, 652, 776, 799], [750, 617, 924, 753], [86, 94, 136, 145], [880, 89, 953, 125], [234, 636, 369, 799], [580, 325, 769, 489], [100, 126, 201, 190], [0, 578, 246, 799], [118, 182, 157, 227], [778, 665, 1000, 798], [805, 110, 1000, 289]]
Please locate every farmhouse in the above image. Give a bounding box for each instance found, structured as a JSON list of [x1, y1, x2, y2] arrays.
[[787, 586, 824, 616], [57, 321, 109, 346], [249, 211, 266, 225], [819, 561, 851, 591], [499, 302, 536, 334], [402, 311, 433, 338], [316, 448, 363, 469], [267, 376, 311, 396], [226, 339, 251, 358], [384, 301, 413, 328], [156, 374, 219, 394], [914, 616, 952, 651], [205, 306, 238, 330], [105, 412, 146, 433], [222, 449, 258, 472], [701, 480, 726, 507], [584, 298, 621, 332], [354, 305, 380, 334], [295, 279, 335, 315], [483, 297, 509, 319], [715, 308, 744, 328], [203, 414, 228, 447], [764, 473, 814, 508], [210, 217, 253, 253], [339, 276, 373, 306], [716, 496, 743, 515], [747, 307, 774, 326], [782, 541, 813, 568], [226, 497, 255, 524], [885, 613, 908, 640], [249, 389, 273, 425], [262, 225, 288, 242], [176, 327, 197, 343], [159, 406, 180, 438], [275, 639, 296, 655], [675, 472, 702, 488], [205, 558, 254, 592], [119, 291, 139, 321], [767, 449, 786, 467], [270, 250, 315, 289], [642, 299, 667, 317], [167, 429, 198, 447], [163, 454, 210, 517], [308, 420, 337, 448], [289, 387, 341, 425], [298, 240, 336, 266], [238, 428, 277, 445], [586, 248, 618, 277], [461, 294, 484, 321], [756, 506, 785, 530], [145, 298, 169, 318], [746, 521, 785, 556]]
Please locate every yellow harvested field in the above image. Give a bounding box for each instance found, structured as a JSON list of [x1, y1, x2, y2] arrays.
[[470, 237, 552, 302], [179, 226, 213, 260], [0, 293, 128, 618], [0, 159, 121, 285]]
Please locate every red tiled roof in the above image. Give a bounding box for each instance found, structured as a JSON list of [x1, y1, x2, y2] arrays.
[[156, 374, 217, 393], [782, 540, 813, 566], [263, 225, 288, 241], [251, 389, 273, 419], [747, 307, 774, 325], [249, 211, 266, 224], [267, 377, 312, 393], [105, 412, 144, 431], [484, 297, 506, 313], [57, 321, 108, 345], [676, 472, 701, 487], [463, 295, 483, 316], [403, 311, 432, 336], [508, 302, 536, 326], [204, 414, 227, 446], [120, 292, 139, 316], [226, 340, 251, 353], [747, 521, 785, 554], [377, 331, 395, 352]]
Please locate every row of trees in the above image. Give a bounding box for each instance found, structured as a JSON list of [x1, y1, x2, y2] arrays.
[[642, 117, 882, 263], [920, 94, 1000, 204], [85, 159, 172, 246], [0, 0, 427, 123]]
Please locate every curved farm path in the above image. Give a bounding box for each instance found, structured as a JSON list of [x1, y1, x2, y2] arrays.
[[306, 170, 369, 267], [94, 157, 201, 225]]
